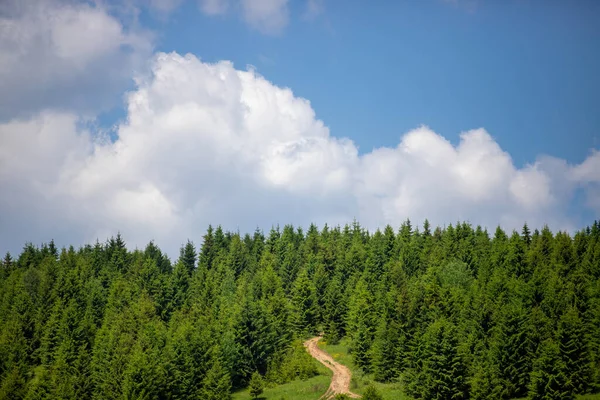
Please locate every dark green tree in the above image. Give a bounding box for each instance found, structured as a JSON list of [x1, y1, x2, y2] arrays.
[[201, 348, 232, 400], [528, 339, 571, 400], [291, 268, 318, 337], [558, 306, 592, 394], [248, 371, 264, 399], [409, 319, 468, 400], [363, 385, 384, 400]]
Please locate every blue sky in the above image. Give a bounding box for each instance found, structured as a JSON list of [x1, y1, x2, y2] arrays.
[[120, 0, 600, 166], [1, 0, 599, 256]]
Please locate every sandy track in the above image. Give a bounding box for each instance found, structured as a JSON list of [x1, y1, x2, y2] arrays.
[[303, 336, 361, 399]]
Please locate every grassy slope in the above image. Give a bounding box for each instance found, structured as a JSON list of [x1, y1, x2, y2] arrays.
[[232, 357, 331, 400], [318, 338, 600, 400], [234, 337, 600, 400], [318, 338, 407, 400]]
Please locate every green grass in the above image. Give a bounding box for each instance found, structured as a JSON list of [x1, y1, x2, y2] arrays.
[[318, 337, 408, 400], [316, 339, 356, 371], [234, 337, 600, 400], [232, 374, 331, 400], [232, 352, 332, 400], [317, 338, 600, 400]]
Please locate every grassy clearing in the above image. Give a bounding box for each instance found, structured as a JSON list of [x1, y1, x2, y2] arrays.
[[232, 374, 330, 400], [232, 353, 332, 400], [318, 337, 408, 400], [317, 338, 600, 400], [235, 337, 600, 400]]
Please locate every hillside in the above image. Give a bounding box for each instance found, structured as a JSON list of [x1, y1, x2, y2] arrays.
[[1, 220, 599, 399]]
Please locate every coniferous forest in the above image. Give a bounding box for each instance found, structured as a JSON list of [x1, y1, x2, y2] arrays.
[[1, 220, 599, 400]]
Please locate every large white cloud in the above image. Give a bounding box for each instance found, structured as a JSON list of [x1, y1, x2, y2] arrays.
[[0, 0, 153, 120], [1, 51, 598, 257]]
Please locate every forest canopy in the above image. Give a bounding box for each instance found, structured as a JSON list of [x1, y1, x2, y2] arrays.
[[1, 220, 599, 399]]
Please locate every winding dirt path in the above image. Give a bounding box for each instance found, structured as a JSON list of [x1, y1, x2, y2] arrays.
[[303, 336, 361, 399]]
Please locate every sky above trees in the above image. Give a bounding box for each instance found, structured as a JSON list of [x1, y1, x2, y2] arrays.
[[1, 0, 599, 257]]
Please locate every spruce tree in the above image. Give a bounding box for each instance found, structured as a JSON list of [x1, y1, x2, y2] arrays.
[[363, 385, 384, 400], [202, 349, 232, 400], [347, 275, 376, 372], [323, 273, 345, 343], [522, 223, 532, 247], [558, 307, 592, 394], [180, 240, 197, 274], [490, 300, 531, 398], [419, 319, 468, 400], [2, 221, 600, 400], [528, 339, 571, 400], [249, 371, 264, 399], [291, 268, 318, 337]]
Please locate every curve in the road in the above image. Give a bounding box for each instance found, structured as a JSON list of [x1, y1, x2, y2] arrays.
[[303, 336, 361, 399]]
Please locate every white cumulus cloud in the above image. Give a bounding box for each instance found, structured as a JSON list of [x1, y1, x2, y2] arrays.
[[0, 0, 153, 120], [0, 52, 598, 257]]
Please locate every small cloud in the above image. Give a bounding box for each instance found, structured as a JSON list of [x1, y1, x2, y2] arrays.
[[198, 0, 229, 15], [149, 0, 184, 15], [305, 0, 325, 20], [258, 54, 275, 66], [197, 0, 289, 34], [240, 0, 289, 35]]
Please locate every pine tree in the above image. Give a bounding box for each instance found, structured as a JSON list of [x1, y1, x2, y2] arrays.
[[363, 385, 384, 400], [311, 257, 328, 324], [423, 219, 431, 237], [48, 240, 58, 259], [528, 339, 571, 400], [180, 240, 197, 274], [291, 268, 318, 337], [280, 242, 299, 293], [249, 371, 264, 399], [108, 233, 128, 273], [164, 317, 213, 398], [347, 276, 375, 372], [371, 317, 399, 382], [490, 300, 531, 398], [144, 241, 171, 274], [558, 307, 592, 394], [366, 230, 387, 281], [121, 320, 167, 400], [233, 291, 277, 380], [323, 273, 345, 343], [418, 319, 468, 400], [522, 223, 532, 247], [2, 221, 600, 400], [3, 251, 13, 271], [170, 259, 191, 310], [228, 234, 249, 277], [371, 288, 406, 382], [506, 231, 527, 278], [469, 352, 503, 400], [202, 349, 232, 400]]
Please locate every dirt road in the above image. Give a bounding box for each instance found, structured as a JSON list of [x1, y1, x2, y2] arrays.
[[303, 336, 361, 399]]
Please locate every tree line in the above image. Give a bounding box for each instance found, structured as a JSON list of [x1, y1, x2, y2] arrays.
[[1, 220, 599, 399]]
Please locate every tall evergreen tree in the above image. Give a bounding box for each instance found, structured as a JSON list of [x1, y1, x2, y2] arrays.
[[291, 268, 318, 337], [202, 348, 232, 400], [558, 307, 592, 394], [528, 339, 571, 400]]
